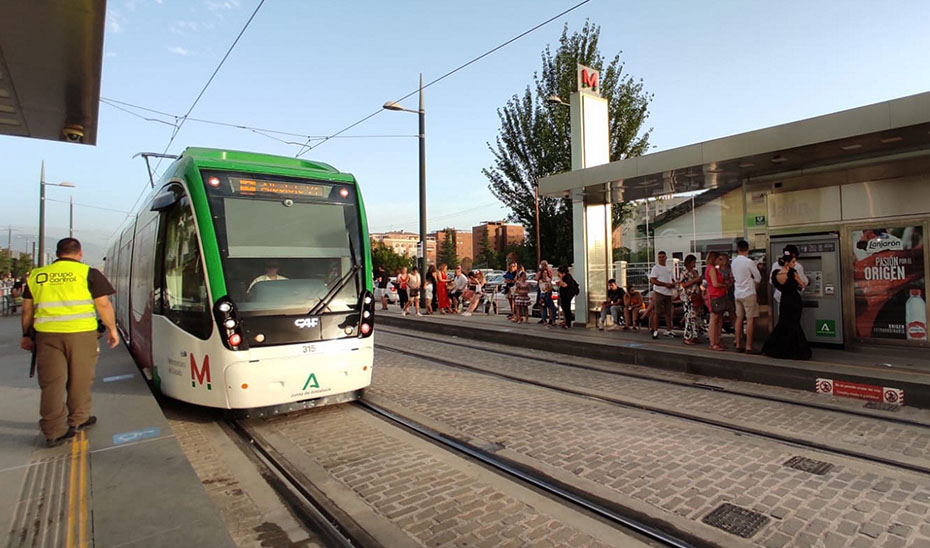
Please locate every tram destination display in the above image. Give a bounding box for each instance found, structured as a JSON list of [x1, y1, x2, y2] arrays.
[[852, 225, 927, 341], [230, 177, 328, 198]]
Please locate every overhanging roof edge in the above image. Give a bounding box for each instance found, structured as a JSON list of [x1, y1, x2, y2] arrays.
[[540, 90, 930, 196]]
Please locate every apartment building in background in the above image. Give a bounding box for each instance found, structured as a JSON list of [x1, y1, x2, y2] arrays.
[[430, 228, 473, 263], [472, 221, 525, 259], [370, 231, 436, 263]]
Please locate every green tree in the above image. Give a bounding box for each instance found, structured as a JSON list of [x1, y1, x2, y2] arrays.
[[12, 252, 34, 276], [484, 21, 652, 266], [0, 248, 11, 277], [475, 230, 500, 269], [370, 243, 414, 275], [437, 231, 459, 268]]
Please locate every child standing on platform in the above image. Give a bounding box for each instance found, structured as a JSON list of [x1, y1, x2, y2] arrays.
[[513, 271, 531, 323]]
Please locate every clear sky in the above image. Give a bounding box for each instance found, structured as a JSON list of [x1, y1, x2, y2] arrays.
[[2, 0, 929, 263]]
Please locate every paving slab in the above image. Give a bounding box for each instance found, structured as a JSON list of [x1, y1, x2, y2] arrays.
[[0, 316, 233, 548]]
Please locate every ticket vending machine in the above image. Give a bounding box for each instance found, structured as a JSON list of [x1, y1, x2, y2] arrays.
[[770, 233, 844, 347]]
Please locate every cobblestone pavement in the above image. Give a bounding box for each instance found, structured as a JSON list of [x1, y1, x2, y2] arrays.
[[378, 330, 930, 468], [259, 403, 650, 548], [164, 404, 322, 548], [370, 335, 930, 548], [380, 325, 930, 426]]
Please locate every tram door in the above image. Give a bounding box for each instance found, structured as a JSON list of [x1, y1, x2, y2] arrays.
[[770, 233, 844, 346]]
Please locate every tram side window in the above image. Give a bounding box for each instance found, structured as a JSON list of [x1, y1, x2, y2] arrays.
[[161, 197, 212, 339]]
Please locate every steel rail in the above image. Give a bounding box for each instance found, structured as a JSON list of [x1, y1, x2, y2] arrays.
[[225, 419, 359, 548], [378, 326, 930, 429], [375, 342, 930, 477], [356, 399, 700, 548]]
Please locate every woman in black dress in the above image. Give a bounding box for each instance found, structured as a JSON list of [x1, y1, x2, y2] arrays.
[[762, 254, 812, 359]]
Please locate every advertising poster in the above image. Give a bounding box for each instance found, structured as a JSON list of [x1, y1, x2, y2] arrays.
[[852, 226, 927, 341]]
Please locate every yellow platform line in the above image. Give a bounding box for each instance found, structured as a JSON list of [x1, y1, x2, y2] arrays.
[[79, 430, 88, 548], [65, 434, 79, 548], [64, 430, 90, 548]]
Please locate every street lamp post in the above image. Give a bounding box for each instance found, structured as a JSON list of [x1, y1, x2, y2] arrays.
[[383, 73, 428, 280], [38, 161, 76, 267]]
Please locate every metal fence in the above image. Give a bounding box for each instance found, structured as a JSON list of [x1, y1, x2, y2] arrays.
[[611, 259, 710, 291]]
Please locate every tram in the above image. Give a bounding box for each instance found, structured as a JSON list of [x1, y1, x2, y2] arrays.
[[105, 147, 374, 415]]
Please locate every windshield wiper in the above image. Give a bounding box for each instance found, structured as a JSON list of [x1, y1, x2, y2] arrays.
[[308, 263, 361, 316]]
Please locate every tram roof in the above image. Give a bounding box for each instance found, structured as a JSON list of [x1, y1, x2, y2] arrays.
[[182, 147, 355, 181], [0, 1, 105, 145], [539, 91, 930, 203]]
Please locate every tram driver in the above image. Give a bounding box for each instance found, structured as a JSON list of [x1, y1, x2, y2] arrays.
[[248, 260, 288, 293]]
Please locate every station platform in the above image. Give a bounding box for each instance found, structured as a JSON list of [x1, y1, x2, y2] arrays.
[[0, 317, 234, 548], [377, 308, 930, 409]]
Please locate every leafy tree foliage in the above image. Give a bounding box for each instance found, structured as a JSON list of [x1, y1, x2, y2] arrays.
[[370, 243, 414, 275], [6, 252, 34, 276], [0, 249, 11, 277], [437, 232, 459, 268], [484, 21, 652, 266], [474, 230, 500, 269]]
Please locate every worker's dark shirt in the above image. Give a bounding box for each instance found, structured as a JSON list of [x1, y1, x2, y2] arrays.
[[23, 258, 115, 300]]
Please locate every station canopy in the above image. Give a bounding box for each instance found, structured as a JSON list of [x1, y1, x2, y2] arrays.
[[0, 1, 106, 145], [540, 91, 930, 204]]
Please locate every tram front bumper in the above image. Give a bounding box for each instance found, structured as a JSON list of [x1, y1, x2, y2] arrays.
[[222, 342, 373, 409]]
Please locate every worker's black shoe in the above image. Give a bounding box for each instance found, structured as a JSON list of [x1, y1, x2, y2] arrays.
[[75, 416, 97, 431], [47, 428, 76, 448]]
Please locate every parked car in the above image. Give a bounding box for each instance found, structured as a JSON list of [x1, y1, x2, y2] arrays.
[[382, 276, 399, 304]]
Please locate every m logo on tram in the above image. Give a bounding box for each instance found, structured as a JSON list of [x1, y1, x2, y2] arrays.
[[190, 354, 212, 390]]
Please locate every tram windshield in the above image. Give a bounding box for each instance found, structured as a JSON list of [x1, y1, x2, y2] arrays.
[[205, 174, 364, 316]]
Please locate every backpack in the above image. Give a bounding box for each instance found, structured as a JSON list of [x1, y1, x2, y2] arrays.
[[569, 276, 580, 297]]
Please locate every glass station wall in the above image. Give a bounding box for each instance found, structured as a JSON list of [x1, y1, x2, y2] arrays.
[[613, 160, 930, 347]]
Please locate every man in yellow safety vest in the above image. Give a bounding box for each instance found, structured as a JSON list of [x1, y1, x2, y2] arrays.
[[20, 238, 120, 447]]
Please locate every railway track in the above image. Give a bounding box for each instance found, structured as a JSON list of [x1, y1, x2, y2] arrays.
[[226, 405, 700, 548], [378, 326, 930, 429], [225, 419, 369, 548], [374, 332, 930, 477], [357, 399, 698, 548]]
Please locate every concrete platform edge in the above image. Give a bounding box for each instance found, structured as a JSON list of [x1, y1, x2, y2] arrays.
[[378, 316, 930, 409]]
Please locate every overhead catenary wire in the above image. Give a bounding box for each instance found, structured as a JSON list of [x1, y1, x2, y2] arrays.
[[293, 0, 593, 158], [101, 97, 417, 146], [45, 198, 133, 215], [121, 0, 266, 225], [154, 0, 267, 168]]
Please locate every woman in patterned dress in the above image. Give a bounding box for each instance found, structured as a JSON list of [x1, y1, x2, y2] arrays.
[[513, 270, 531, 323], [680, 254, 704, 345]]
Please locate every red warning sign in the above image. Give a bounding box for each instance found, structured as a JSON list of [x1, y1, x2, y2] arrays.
[[832, 380, 883, 401], [815, 377, 904, 405]]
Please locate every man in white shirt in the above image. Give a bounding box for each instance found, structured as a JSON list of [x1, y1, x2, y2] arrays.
[[649, 251, 676, 339], [732, 240, 762, 353], [771, 244, 808, 303], [248, 260, 288, 293], [449, 266, 468, 312]]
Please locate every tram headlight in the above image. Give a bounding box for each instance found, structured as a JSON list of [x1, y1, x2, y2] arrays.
[[364, 296, 372, 305], [229, 333, 242, 346], [218, 302, 232, 313], [339, 187, 349, 198], [363, 310, 371, 319], [208, 176, 221, 188], [224, 318, 237, 329]]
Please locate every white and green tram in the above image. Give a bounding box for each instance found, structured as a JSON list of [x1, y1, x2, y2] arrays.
[[105, 148, 375, 416]]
